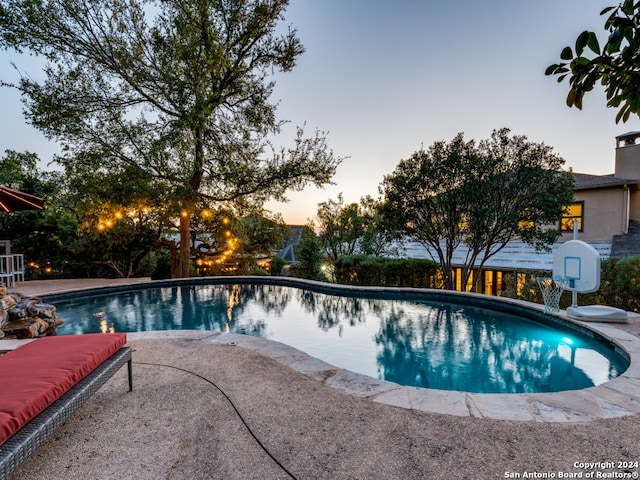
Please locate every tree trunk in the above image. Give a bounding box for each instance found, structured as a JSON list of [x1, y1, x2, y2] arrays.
[[178, 124, 205, 279], [91, 261, 125, 278], [445, 272, 455, 291], [179, 211, 191, 278], [155, 240, 180, 279]]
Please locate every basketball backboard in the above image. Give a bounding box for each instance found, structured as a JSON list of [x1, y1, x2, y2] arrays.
[[552, 240, 600, 293]]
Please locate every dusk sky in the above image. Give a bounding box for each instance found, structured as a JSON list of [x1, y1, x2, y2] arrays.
[[1, 0, 639, 225]]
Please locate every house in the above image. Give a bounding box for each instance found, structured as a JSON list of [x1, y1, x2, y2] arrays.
[[566, 131, 640, 245], [404, 132, 640, 295]]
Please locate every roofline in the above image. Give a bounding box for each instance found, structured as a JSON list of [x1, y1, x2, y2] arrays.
[[573, 179, 640, 190], [571, 172, 640, 190]]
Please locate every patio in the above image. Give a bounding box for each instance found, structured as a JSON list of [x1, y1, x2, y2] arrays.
[[1, 279, 638, 478]]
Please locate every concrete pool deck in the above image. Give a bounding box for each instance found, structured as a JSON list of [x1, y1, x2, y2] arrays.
[[3, 278, 640, 478]]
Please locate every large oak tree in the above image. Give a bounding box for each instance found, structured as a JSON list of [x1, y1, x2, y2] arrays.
[[380, 129, 574, 291], [0, 0, 340, 277]]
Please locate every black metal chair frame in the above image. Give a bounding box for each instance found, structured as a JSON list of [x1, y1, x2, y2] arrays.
[[0, 346, 132, 479]]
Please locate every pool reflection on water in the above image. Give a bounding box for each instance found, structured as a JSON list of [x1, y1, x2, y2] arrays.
[[53, 283, 628, 394]]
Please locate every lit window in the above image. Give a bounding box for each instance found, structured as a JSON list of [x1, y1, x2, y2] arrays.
[[561, 201, 584, 232], [518, 219, 534, 230], [484, 271, 493, 295], [518, 208, 534, 231]]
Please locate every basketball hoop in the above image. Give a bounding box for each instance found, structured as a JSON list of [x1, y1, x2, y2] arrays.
[[536, 277, 568, 314]]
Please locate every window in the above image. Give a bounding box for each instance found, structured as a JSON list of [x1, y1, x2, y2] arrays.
[[561, 201, 584, 232], [483, 270, 504, 296], [454, 268, 474, 292], [518, 208, 534, 231], [484, 271, 493, 295]]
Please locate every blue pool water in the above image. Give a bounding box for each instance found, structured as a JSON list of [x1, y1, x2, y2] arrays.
[[51, 282, 628, 394]]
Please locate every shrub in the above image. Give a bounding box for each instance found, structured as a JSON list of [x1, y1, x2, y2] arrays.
[[333, 255, 440, 288], [271, 256, 286, 276], [293, 227, 326, 281], [595, 256, 640, 312], [150, 248, 172, 280]]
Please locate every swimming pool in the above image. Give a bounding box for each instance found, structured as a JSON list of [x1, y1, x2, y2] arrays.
[[48, 278, 629, 394]]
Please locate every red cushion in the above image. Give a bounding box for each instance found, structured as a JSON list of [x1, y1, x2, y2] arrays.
[[0, 333, 126, 446]]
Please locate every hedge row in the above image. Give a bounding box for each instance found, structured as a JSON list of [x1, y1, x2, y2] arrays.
[[583, 256, 640, 312], [333, 255, 440, 288]]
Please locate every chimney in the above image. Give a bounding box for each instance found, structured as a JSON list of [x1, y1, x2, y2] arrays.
[[615, 131, 640, 179]]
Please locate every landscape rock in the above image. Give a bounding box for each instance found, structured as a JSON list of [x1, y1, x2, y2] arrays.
[[2, 317, 50, 339], [0, 294, 17, 313], [0, 288, 64, 339]]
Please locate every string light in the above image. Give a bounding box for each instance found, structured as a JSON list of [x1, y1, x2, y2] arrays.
[[93, 204, 246, 275]]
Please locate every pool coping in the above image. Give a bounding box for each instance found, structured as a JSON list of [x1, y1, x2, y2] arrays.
[[29, 277, 640, 422]]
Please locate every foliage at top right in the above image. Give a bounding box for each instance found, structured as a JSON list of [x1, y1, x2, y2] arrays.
[[546, 0, 640, 123]]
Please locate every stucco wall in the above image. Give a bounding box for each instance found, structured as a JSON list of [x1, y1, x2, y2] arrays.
[[615, 141, 640, 221], [615, 142, 640, 179], [560, 187, 627, 242], [628, 185, 640, 222]]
